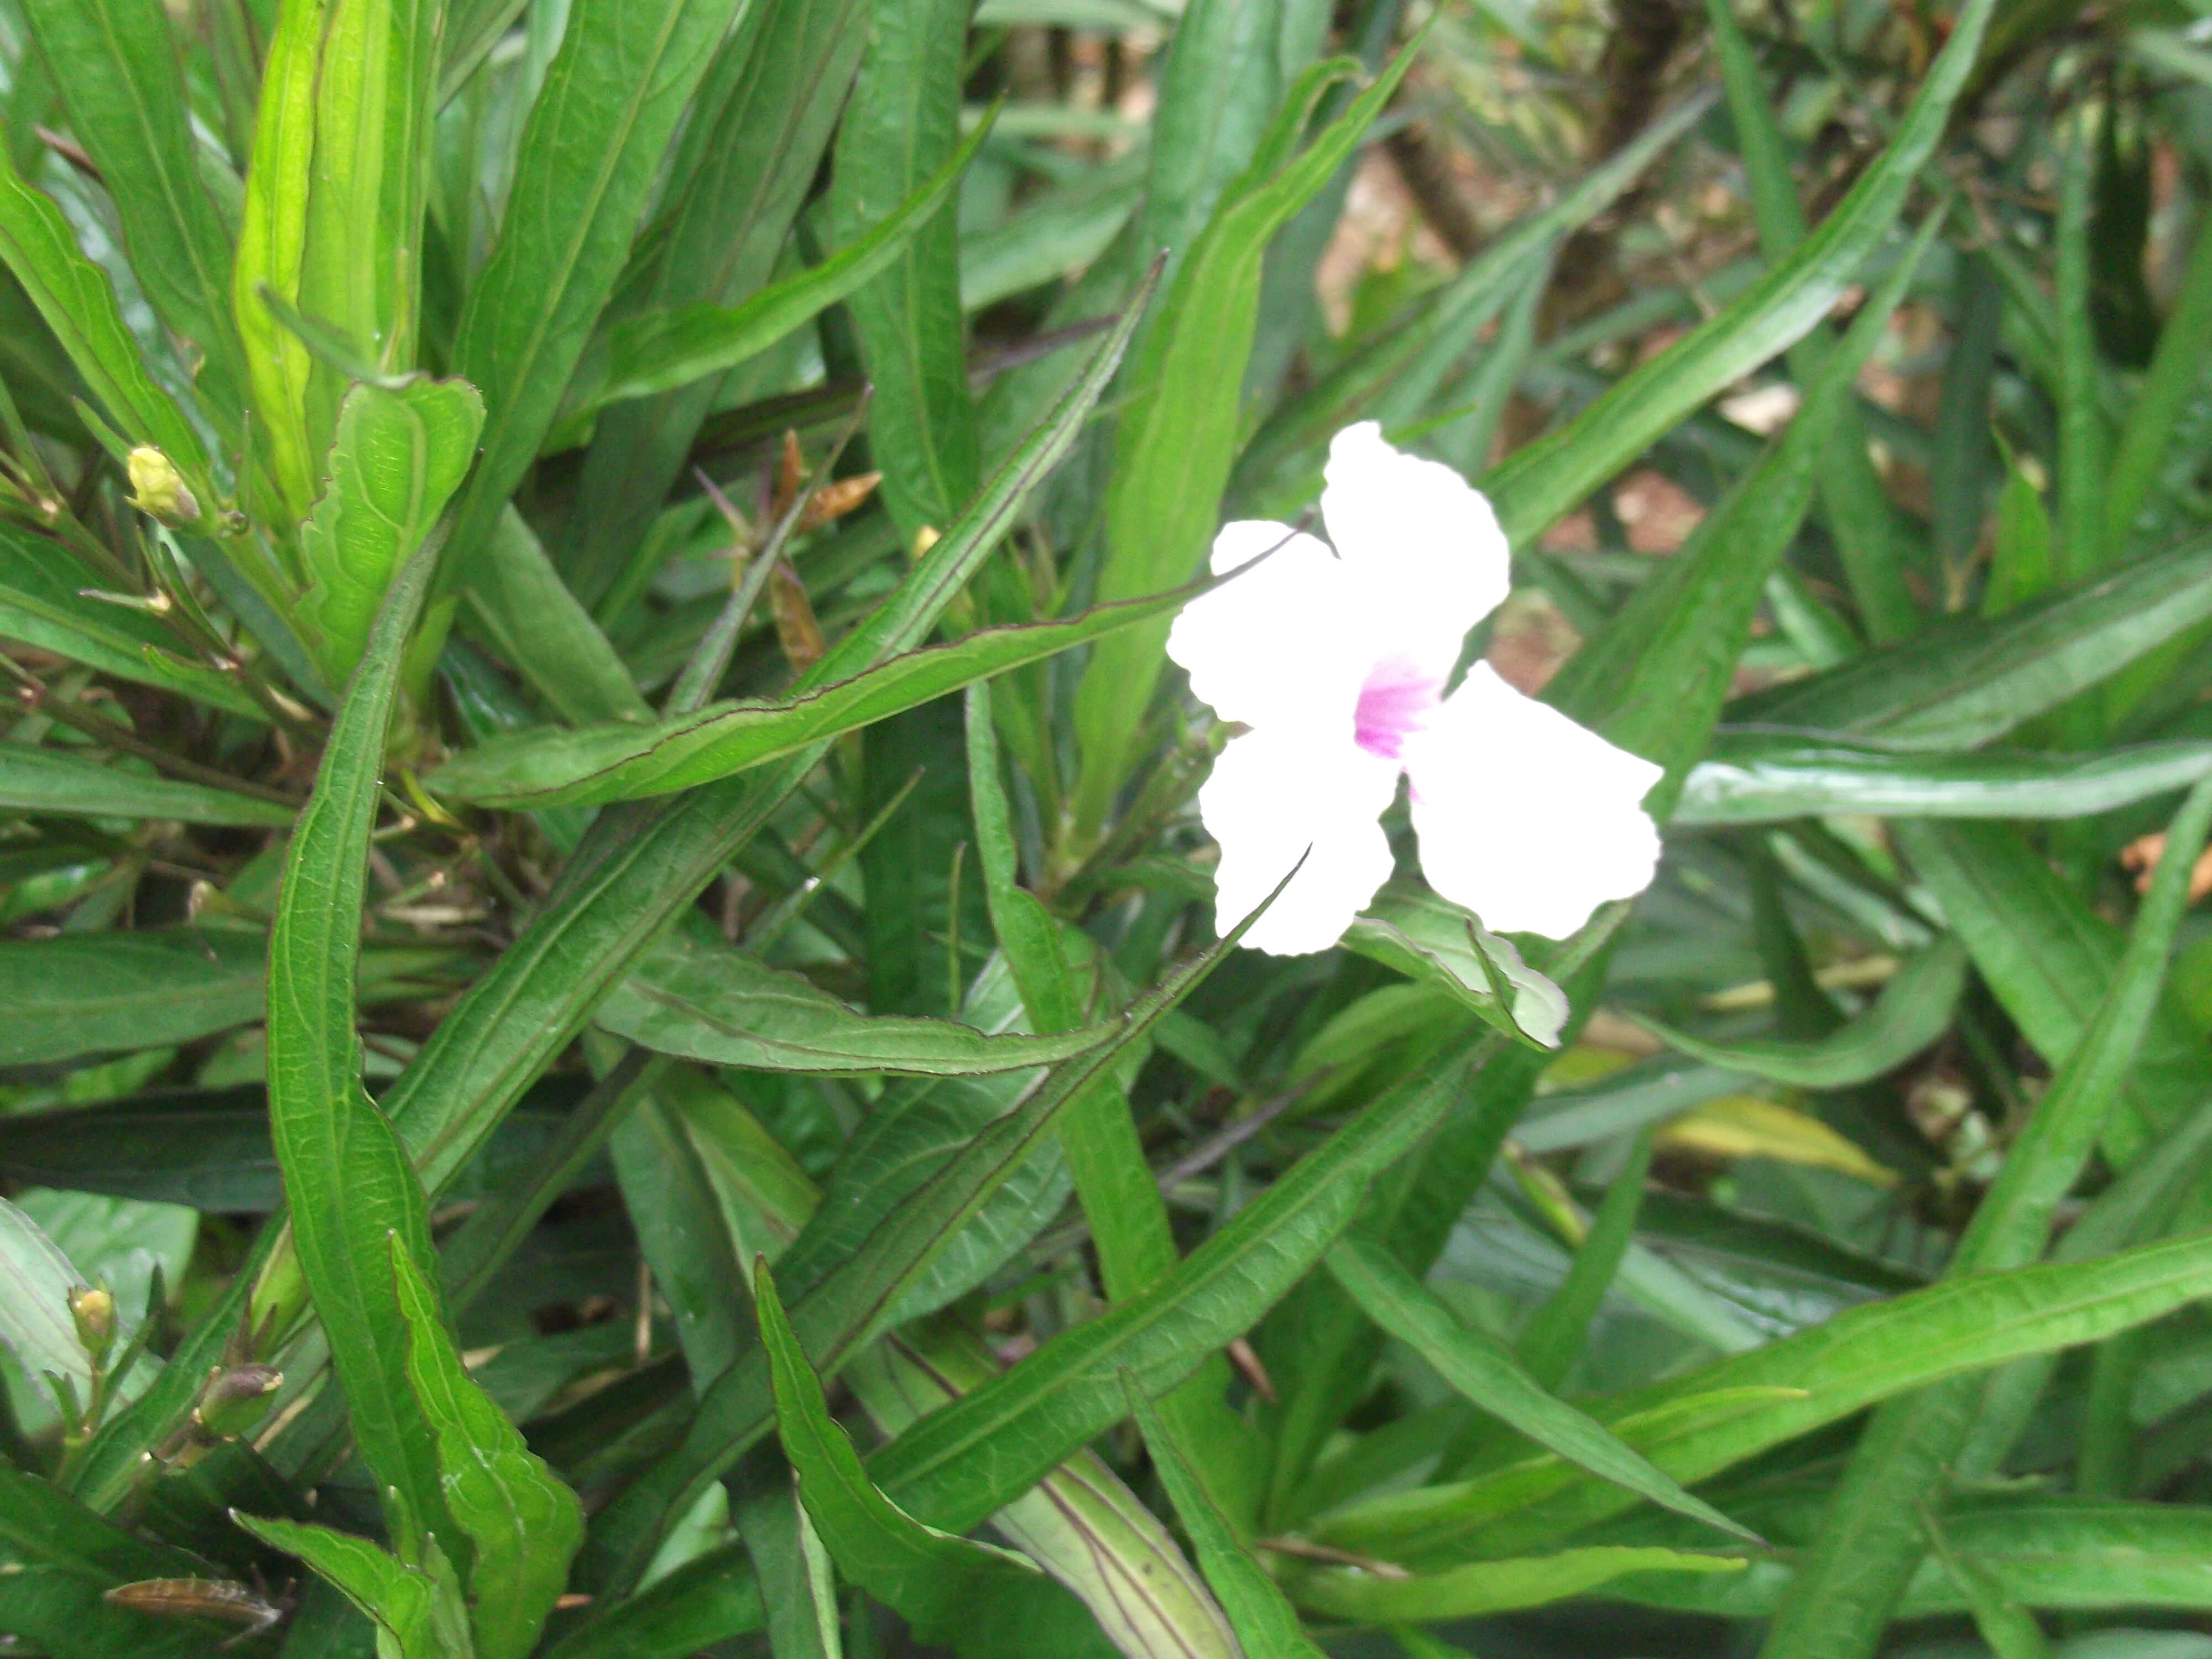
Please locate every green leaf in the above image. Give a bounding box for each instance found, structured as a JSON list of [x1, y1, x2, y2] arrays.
[[459, 507, 651, 726], [732, 1453, 843, 1659], [231, 1512, 462, 1659], [1124, 1376, 1328, 1659], [390, 1237, 584, 1659], [442, 0, 754, 578], [0, 744, 295, 827], [1069, 43, 1420, 833], [558, 0, 870, 609], [581, 915, 1239, 1595], [1479, 0, 1997, 549], [0, 931, 458, 1068], [429, 580, 1203, 808], [1678, 736, 2212, 824], [1339, 883, 1571, 1048], [594, 931, 1120, 1075], [539, 1545, 764, 1659], [296, 377, 484, 686], [576, 106, 995, 413], [0, 140, 214, 508], [0, 1194, 91, 1398], [0, 1462, 204, 1583], [1635, 938, 1967, 1088], [14, 0, 244, 418], [1731, 538, 2212, 752], [1323, 1235, 1755, 1544], [0, 526, 263, 718], [2108, 197, 2212, 558], [822, 0, 980, 541], [757, 1262, 1040, 1644], [0, 1567, 224, 1658], [1541, 211, 1938, 787], [1312, 1232, 2212, 1567], [1514, 1128, 1656, 1392], [263, 539, 452, 1561], [1290, 1546, 1746, 1621]]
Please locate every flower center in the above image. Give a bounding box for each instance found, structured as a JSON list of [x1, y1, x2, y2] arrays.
[[1353, 658, 1441, 761]]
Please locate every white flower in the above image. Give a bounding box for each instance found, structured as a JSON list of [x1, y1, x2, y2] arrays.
[[1167, 423, 1664, 955]]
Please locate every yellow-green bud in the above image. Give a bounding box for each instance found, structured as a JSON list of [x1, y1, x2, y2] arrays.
[[126, 446, 201, 524], [69, 1286, 115, 1363], [192, 1364, 282, 1439]]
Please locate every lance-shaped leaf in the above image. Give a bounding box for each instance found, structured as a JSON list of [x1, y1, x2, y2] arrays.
[[0, 528, 263, 718], [263, 542, 453, 1560], [572, 106, 998, 413], [1678, 737, 2212, 824], [230, 1514, 465, 1659], [1125, 1377, 1327, 1659], [757, 1262, 1041, 1644], [596, 931, 1120, 1075], [0, 1196, 92, 1399], [1340, 884, 1571, 1048], [1732, 538, 2212, 752], [1635, 939, 1968, 1089], [296, 378, 485, 686], [0, 746, 295, 828], [1287, 1547, 1746, 1623], [430, 579, 1206, 808], [390, 1238, 583, 1659], [1323, 1237, 1756, 1543]]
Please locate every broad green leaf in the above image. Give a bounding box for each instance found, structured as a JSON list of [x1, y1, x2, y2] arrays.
[[1541, 212, 1937, 792], [0, 930, 457, 1067], [231, 1513, 458, 1659], [1678, 737, 2212, 823], [756, 1263, 1040, 1644], [1733, 538, 2212, 752], [0, 525, 263, 718], [1479, 0, 1997, 547], [263, 541, 452, 1561], [1923, 1507, 2056, 1659], [0, 141, 214, 510], [1323, 1235, 1755, 1543], [1070, 45, 1418, 833], [1636, 939, 1966, 1088], [595, 931, 1119, 1075], [1290, 1546, 1745, 1621], [580, 916, 1240, 1595], [0, 1567, 220, 1658], [0, 745, 295, 827], [822, 0, 979, 542], [390, 1238, 584, 1659], [1314, 1231, 2212, 1566], [460, 507, 651, 726], [295, 377, 484, 685], [429, 580, 1204, 808], [1746, 779, 2212, 1659], [442, 0, 755, 578], [0, 1194, 91, 1396], [1340, 884, 1571, 1047], [15, 0, 244, 416], [1125, 1378, 1328, 1659], [573, 107, 995, 412]]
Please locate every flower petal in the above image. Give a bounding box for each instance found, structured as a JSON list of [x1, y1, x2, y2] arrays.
[[1401, 664, 1663, 939], [1201, 726, 1399, 955], [1321, 422, 1509, 679], [1166, 520, 1374, 733]]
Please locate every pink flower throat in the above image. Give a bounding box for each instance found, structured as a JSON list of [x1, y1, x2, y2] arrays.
[[1354, 661, 1441, 761]]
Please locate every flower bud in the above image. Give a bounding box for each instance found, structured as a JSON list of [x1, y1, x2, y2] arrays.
[[126, 446, 201, 524], [69, 1286, 116, 1363], [192, 1364, 282, 1439]]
